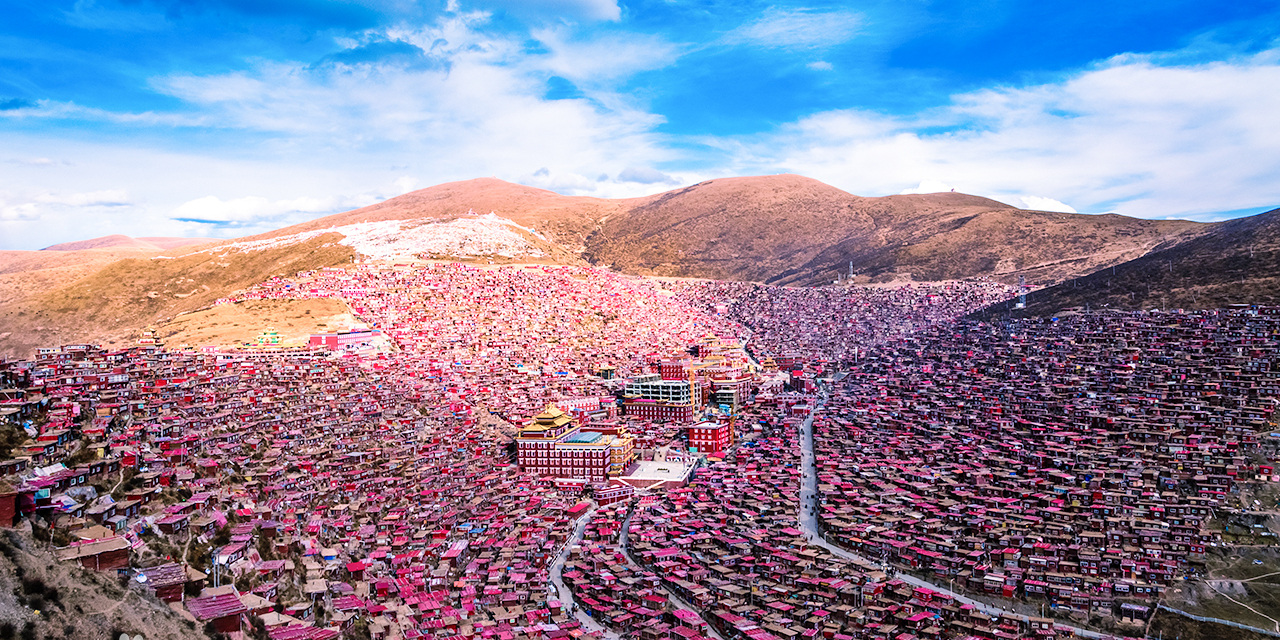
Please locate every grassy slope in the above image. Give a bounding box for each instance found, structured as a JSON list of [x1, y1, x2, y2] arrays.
[[0, 234, 355, 359], [153, 297, 357, 349]]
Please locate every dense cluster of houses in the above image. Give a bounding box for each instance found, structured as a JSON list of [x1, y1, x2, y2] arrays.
[[672, 281, 1016, 369], [0, 263, 795, 640], [564, 409, 1082, 640], [813, 308, 1280, 613], [1, 257, 1210, 640]]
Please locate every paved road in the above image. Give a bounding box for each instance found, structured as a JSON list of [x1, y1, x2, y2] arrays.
[[548, 503, 621, 640], [796, 388, 1109, 640]]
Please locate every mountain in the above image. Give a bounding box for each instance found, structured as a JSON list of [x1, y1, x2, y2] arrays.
[[254, 175, 1202, 286], [0, 175, 1234, 358], [0, 530, 203, 640], [584, 175, 877, 283], [42, 235, 211, 252], [250, 177, 630, 254], [972, 206, 1280, 318], [583, 175, 1203, 285]]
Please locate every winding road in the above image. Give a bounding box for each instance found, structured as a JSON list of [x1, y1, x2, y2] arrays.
[[619, 510, 726, 640], [796, 387, 1109, 639], [551, 380, 1115, 640], [548, 503, 621, 640]]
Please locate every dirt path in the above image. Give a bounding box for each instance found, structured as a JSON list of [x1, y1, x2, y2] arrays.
[[108, 468, 127, 495], [1203, 579, 1280, 632], [84, 589, 135, 617]]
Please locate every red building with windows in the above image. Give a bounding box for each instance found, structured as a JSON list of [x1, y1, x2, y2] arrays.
[[622, 399, 694, 423], [516, 404, 635, 482], [687, 419, 732, 454]]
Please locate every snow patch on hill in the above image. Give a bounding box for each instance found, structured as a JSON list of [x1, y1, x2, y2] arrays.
[[216, 213, 546, 259]]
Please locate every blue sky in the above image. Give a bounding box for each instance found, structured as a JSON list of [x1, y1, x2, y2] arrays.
[[2, 0, 1279, 249]]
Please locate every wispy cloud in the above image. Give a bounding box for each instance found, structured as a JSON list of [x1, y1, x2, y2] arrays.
[[0, 98, 203, 126], [731, 50, 1280, 220], [171, 193, 379, 227], [723, 8, 861, 50], [37, 189, 130, 207], [6, 157, 69, 166], [480, 0, 622, 22], [1019, 196, 1076, 213], [0, 188, 133, 224], [617, 166, 680, 185]]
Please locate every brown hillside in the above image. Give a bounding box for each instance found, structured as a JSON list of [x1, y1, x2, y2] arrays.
[[3, 175, 1222, 357], [973, 206, 1280, 317], [34, 176, 1203, 291], [138, 237, 214, 250], [0, 235, 355, 359], [152, 297, 359, 349], [0, 530, 202, 640], [802, 205, 1205, 286], [580, 176, 1203, 286], [584, 175, 876, 282], [249, 177, 634, 252]]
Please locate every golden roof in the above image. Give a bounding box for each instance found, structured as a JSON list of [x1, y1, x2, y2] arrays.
[[524, 403, 573, 431]]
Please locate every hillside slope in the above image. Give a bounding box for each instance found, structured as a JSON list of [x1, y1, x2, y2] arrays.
[[584, 175, 1203, 285], [244, 175, 1201, 287], [973, 207, 1280, 317], [0, 234, 354, 358], [0, 174, 1233, 358], [42, 235, 211, 252], [249, 177, 632, 253], [585, 175, 877, 282], [0, 529, 202, 640]]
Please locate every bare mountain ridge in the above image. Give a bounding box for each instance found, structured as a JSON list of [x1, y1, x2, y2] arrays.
[[973, 206, 1280, 317], [256, 174, 1202, 286], [246, 177, 634, 253], [585, 176, 1200, 286], [0, 174, 1223, 358]]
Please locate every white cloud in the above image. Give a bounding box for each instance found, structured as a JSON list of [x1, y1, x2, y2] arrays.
[[0, 193, 40, 222], [36, 189, 130, 207], [553, 0, 621, 22], [617, 166, 679, 185], [530, 27, 680, 84], [1019, 196, 1077, 213], [144, 13, 676, 201], [172, 193, 379, 224], [0, 99, 201, 127], [521, 168, 601, 194], [61, 0, 168, 31], [807, 61, 834, 71], [734, 50, 1280, 220], [0, 187, 134, 231], [725, 9, 861, 50], [899, 180, 955, 195], [480, 0, 621, 22], [394, 177, 419, 194], [7, 157, 64, 166]]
